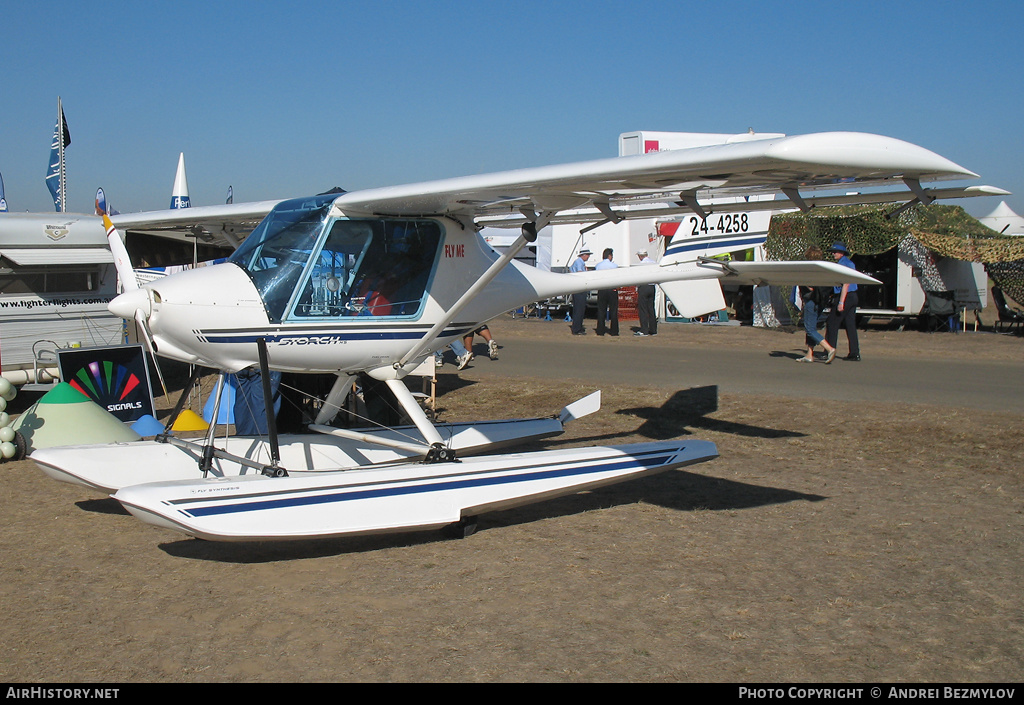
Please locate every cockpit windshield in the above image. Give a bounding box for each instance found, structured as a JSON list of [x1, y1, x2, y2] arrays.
[[230, 196, 443, 323], [229, 195, 337, 322]]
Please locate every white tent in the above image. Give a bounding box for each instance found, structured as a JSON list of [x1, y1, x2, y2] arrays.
[[979, 201, 1024, 236]]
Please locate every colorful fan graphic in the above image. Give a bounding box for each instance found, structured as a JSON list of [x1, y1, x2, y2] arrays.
[[68, 361, 141, 404], [57, 345, 155, 423]]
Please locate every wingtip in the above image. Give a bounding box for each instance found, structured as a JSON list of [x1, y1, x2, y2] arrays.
[[771, 132, 981, 182]]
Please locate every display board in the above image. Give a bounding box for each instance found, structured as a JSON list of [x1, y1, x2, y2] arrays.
[[57, 344, 155, 423]]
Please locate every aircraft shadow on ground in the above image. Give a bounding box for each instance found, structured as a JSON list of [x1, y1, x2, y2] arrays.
[[159, 527, 457, 563], [153, 386, 811, 563], [615, 385, 805, 440], [541, 385, 805, 448], [76, 497, 131, 516], [483, 469, 827, 530], [157, 470, 825, 564]]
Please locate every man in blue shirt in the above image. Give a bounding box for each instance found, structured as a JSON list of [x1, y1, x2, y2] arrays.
[[595, 248, 620, 336], [825, 241, 861, 361], [569, 249, 591, 335]]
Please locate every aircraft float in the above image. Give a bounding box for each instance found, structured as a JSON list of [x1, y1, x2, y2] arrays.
[[31, 130, 1007, 542]]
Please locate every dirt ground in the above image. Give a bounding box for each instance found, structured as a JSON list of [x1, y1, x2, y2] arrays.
[[1, 315, 1022, 683]]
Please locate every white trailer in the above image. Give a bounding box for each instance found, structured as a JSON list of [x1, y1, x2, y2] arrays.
[[854, 242, 987, 324], [622, 130, 989, 324], [0, 214, 122, 385]]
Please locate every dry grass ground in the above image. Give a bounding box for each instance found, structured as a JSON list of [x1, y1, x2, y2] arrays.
[[0, 316, 1021, 682]]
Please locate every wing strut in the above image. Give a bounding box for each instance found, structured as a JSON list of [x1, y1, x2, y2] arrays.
[[781, 187, 812, 212], [903, 178, 936, 205], [884, 179, 936, 220], [396, 217, 545, 369], [579, 199, 624, 235], [675, 191, 710, 220], [309, 377, 456, 462]]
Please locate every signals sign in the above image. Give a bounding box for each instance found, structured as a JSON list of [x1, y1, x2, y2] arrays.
[[57, 345, 155, 423]]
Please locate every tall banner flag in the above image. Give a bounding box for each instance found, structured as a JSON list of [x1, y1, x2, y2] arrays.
[[0, 171, 7, 212], [169, 152, 190, 209], [45, 98, 72, 212]]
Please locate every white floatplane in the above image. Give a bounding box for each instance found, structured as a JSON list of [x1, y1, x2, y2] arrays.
[[32, 130, 1007, 542]]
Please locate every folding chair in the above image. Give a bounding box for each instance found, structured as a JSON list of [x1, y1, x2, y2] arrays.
[[991, 286, 1024, 333], [918, 290, 958, 333]]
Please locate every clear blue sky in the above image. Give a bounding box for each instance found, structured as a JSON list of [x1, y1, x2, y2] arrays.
[[2, 0, 1021, 220]]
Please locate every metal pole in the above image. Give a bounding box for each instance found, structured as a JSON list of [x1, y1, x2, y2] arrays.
[[256, 338, 281, 469], [57, 97, 65, 213]]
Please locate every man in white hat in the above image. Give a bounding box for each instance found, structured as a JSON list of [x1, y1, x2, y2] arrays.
[[635, 248, 657, 336]]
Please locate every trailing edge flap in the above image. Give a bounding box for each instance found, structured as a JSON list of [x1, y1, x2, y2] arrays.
[[661, 279, 727, 319]]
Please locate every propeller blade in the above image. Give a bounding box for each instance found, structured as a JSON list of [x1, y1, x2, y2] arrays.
[[102, 214, 138, 293], [136, 308, 169, 402]]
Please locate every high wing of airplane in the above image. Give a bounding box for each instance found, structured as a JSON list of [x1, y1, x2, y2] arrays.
[[32, 130, 1010, 543], [334, 130, 1003, 224], [102, 131, 1003, 374], [109, 198, 286, 250]]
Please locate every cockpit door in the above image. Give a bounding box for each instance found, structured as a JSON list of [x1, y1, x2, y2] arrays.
[[285, 218, 444, 321]]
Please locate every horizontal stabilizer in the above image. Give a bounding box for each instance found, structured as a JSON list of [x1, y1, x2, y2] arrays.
[[707, 260, 880, 287], [559, 391, 601, 424]]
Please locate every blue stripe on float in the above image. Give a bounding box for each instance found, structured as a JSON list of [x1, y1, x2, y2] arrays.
[[182, 454, 676, 518]]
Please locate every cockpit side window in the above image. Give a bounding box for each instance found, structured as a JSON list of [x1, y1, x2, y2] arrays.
[[287, 219, 442, 320]]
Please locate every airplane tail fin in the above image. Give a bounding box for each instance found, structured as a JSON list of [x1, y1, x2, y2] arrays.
[[0, 171, 7, 212], [170, 152, 190, 209], [658, 220, 767, 266]]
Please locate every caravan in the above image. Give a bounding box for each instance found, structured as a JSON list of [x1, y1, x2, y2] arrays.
[[0, 152, 266, 388], [0, 213, 121, 385]]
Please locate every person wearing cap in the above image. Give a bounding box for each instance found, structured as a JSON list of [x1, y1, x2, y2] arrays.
[[825, 241, 861, 361], [635, 248, 657, 336], [569, 249, 592, 335]]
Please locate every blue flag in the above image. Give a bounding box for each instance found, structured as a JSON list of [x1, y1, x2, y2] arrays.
[[45, 104, 71, 212]]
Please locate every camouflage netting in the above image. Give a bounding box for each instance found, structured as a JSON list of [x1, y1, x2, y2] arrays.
[[765, 203, 1024, 306]]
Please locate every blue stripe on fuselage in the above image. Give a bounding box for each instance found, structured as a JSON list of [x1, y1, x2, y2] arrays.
[[664, 234, 766, 257], [197, 324, 475, 345]]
